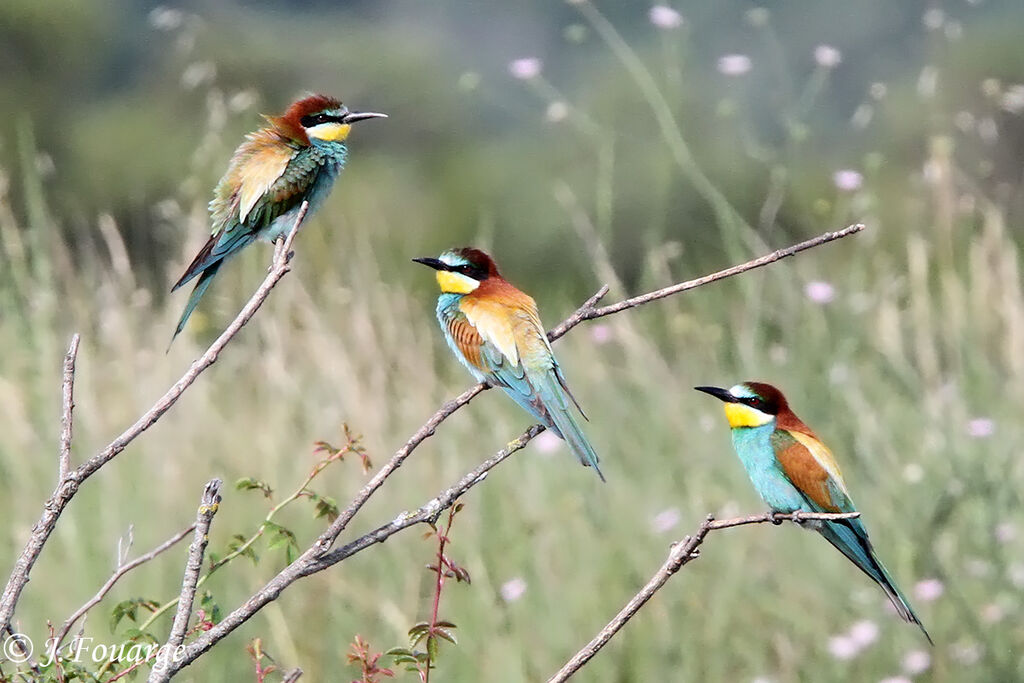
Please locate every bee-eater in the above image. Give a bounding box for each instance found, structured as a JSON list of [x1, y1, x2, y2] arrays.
[[695, 382, 931, 642], [414, 248, 604, 481], [170, 94, 386, 342]]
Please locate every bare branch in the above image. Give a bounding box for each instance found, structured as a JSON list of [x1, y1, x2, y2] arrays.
[[546, 511, 862, 682], [57, 334, 81, 482], [579, 224, 864, 325], [282, 667, 303, 682], [0, 203, 308, 635], [163, 480, 223, 653], [52, 523, 195, 653]]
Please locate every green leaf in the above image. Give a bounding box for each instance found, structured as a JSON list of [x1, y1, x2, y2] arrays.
[[235, 477, 273, 498], [426, 634, 439, 662], [199, 591, 223, 623], [407, 622, 430, 648], [434, 621, 457, 629], [313, 495, 339, 521], [434, 628, 457, 645]]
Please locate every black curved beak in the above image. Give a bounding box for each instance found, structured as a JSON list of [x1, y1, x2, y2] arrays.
[[694, 386, 737, 403], [341, 111, 388, 124], [412, 257, 448, 271]]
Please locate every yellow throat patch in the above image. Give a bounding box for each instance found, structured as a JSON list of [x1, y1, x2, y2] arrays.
[[436, 270, 479, 294], [306, 122, 352, 142], [723, 402, 774, 428]]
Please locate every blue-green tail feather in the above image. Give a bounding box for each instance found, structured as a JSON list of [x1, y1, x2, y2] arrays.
[[818, 518, 932, 643], [532, 371, 605, 482], [170, 261, 223, 346]]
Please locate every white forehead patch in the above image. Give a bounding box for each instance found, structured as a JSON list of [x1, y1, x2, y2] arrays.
[[728, 384, 754, 399], [439, 252, 464, 267]]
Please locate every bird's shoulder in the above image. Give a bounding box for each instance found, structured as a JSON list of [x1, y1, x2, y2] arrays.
[[772, 426, 851, 512], [459, 281, 546, 367], [209, 128, 301, 232]]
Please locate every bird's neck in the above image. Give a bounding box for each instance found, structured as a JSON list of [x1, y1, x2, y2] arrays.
[[307, 138, 349, 161], [729, 423, 777, 468]]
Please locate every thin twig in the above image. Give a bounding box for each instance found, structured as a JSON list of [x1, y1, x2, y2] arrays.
[[153, 224, 865, 678], [0, 202, 308, 636], [545, 511, 861, 682], [581, 224, 864, 321], [166, 481, 222, 648], [57, 334, 80, 482], [147, 480, 223, 683], [52, 523, 195, 654]]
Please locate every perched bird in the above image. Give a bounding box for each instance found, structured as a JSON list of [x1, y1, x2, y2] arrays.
[[170, 94, 386, 342], [414, 248, 604, 481], [695, 382, 931, 642]]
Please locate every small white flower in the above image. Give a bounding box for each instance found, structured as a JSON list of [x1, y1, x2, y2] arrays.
[[1002, 85, 1024, 114], [980, 603, 1003, 623], [902, 650, 931, 675], [805, 281, 835, 304], [500, 577, 527, 603], [914, 578, 944, 602], [533, 430, 562, 455], [922, 8, 945, 30], [950, 639, 982, 665], [717, 54, 752, 76], [181, 61, 215, 90], [827, 635, 860, 660], [1008, 562, 1024, 588], [848, 620, 879, 648], [995, 522, 1016, 544], [649, 5, 684, 29], [833, 169, 863, 192], [814, 45, 842, 68], [966, 418, 994, 438], [651, 508, 681, 533], [149, 6, 184, 30], [903, 463, 924, 484], [546, 101, 569, 123], [509, 58, 542, 80], [589, 324, 613, 344]]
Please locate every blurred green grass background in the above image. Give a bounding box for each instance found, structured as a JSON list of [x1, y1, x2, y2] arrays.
[[1, 0, 1023, 680]]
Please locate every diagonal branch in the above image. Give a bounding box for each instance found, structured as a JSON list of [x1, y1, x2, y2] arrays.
[[0, 202, 309, 636], [546, 511, 862, 683], [52, 523, 195, 654]]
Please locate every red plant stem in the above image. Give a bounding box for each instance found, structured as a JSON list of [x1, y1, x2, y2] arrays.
[[424, 506, 457, 683]]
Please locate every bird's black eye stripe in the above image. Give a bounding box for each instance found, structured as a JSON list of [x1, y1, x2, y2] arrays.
[[300, 113, 335, 127]]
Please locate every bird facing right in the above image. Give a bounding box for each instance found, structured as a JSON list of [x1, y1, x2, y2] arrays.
[[695, 381, 931, 643]]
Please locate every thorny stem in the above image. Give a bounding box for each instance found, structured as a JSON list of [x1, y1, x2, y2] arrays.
[[424, 505, 458, 683]]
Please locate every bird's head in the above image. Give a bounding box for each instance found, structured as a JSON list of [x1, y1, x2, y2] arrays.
[[266, 94, 386, 145], [413, 247, 500, 295], [694, 382, 789, 428]]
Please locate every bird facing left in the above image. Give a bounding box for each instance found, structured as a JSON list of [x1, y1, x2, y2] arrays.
[[169, 94, 386, 343]]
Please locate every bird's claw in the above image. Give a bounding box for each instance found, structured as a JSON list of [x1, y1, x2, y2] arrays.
[[769, 511, 785, 525]]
